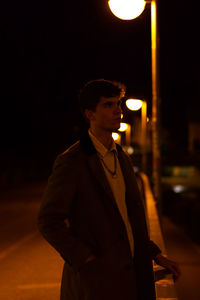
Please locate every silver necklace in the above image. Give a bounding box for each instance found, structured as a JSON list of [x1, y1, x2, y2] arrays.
[[100, 151, 117, 178]]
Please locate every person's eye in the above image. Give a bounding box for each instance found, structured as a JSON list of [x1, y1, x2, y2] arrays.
[[104, 102, 113, 107]]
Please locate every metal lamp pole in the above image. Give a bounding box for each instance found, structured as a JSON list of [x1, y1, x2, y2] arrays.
[[141, 101, 147, 173], [149, 0, 161, 206]]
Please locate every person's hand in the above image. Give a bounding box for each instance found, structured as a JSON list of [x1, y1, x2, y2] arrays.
[[85, 254, 96, 264], [155, 253, 181, 281]]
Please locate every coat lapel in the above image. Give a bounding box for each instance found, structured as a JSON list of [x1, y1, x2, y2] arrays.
[[117, 149, 148, 237], [117, 150, 133, 197], [88, 154, 117, 206], [117, 149, 141, 210], [80, 133, 122, 214]]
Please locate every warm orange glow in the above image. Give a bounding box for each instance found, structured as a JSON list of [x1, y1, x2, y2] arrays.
[[126, 99, 143, 111], [112, 132, 120, 141], [151, 1, 157, 51], [108, 0, 146, 20], [151, 0, 157, 124], [126, 146, 134, 155], [118, 122, 128, 132]]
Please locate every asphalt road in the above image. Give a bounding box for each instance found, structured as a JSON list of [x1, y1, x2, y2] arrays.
[[0, 183, 200, 300]]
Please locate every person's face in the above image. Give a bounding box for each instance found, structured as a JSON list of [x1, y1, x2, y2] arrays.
[[86, 96, 122, 133]]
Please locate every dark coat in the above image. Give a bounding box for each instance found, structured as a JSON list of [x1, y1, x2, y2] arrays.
[[38, 133, 161, 300]]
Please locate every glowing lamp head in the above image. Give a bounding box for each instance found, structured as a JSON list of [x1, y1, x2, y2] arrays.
[[112, 132, 120, 141], [108, 0, 146, 20], [118, 122, 128, 132], [126, 99, 143, 111]]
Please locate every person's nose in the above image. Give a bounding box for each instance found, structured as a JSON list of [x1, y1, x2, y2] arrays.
[[115, 104, 122, 114]]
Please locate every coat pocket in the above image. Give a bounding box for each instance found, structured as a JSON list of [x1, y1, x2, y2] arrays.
[[79, 256, 105, 277]]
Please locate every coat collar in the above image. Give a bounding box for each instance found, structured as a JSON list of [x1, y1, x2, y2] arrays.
[[80, 131, 122, 156], [88, 129, 117, 158]]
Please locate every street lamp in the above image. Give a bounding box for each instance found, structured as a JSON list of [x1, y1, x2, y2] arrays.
[[126, 99, 147, 172], [108, 0, 146, 20], [126, 99, 143, 111], [112, 132, 121, 143], [118, 122, 131, 145], [108, 0, 161, 204]]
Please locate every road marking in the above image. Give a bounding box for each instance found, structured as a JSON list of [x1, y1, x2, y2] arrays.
[[0, 231, 38, 260], [17, 282, 60, 289]]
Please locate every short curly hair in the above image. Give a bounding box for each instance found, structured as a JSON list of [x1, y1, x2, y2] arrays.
[[78, 79, 126, 115]]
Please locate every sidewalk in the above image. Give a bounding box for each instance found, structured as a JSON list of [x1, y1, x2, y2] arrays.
[[161, 216, 200, 300], [141, 172, 200, 300], [140, 173, 178, 300]]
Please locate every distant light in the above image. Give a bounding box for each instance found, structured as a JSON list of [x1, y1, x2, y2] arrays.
[[173, 185, 186, 193], [126, 99, 143, 111], [112, 132, 120, 141], [118, 122, 128, 132], [122, 145, 134, 155], [147, 117, 150, 123], [126, 146, 134, 155], [121, 113, 123, 119], [108, 0, 146, 20], [133, 166, 139, 172]]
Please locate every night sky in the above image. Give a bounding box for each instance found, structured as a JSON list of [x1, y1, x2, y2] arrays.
[[1, 0, 199, 170]]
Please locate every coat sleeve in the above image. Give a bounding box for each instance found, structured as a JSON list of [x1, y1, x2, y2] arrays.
[[37, 153, 93, 271]]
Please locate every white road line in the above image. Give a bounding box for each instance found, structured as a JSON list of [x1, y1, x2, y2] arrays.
[[0, 231, 38, 260], [17, 283, 60, 289]]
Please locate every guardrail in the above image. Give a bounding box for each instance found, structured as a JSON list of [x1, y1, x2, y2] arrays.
[[139, 172, 178, 300]]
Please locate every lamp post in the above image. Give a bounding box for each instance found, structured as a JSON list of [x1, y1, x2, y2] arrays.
[[108, 0, 161, 204], [126, 99, 147, 172]]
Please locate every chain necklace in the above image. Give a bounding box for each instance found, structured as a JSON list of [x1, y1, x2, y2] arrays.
[[100, 151, 117, 178]]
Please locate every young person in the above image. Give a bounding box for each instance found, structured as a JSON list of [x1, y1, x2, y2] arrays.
[[38, 79, 180, 300]]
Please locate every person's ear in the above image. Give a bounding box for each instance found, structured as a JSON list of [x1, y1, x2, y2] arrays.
[[84, 109, 95, 121]]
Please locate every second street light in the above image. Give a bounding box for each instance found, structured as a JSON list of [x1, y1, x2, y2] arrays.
[[118, 122, 132, 145], [126, 99, 147, 172], [108, 0, 161, 205]]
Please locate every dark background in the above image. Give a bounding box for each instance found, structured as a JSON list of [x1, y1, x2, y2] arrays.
[[0, 0, 199, 180]]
